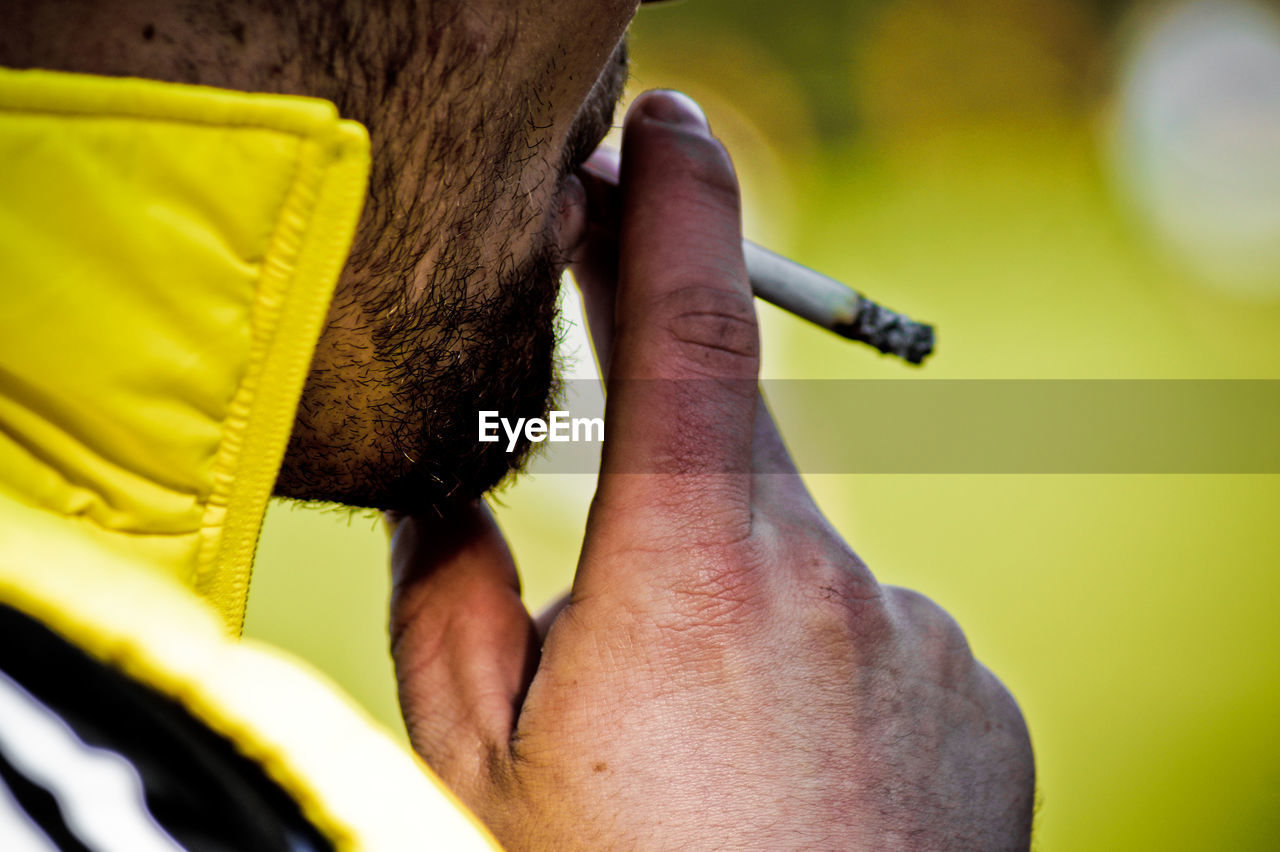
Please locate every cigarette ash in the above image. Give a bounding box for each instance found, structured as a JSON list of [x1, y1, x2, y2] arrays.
[[838, 300, 936, 365]]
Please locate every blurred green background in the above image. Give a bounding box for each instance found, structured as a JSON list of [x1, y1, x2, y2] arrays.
[[244, 0, 1280, 848]]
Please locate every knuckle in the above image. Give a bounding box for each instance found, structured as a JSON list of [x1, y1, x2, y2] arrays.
[[976, 663, 1033, 746], [773, 528, 892, 646], [887, 586, 975, 679], [802, 564, 893, 647], [654, 285, 759, 370], [784, 521, 877, 600]]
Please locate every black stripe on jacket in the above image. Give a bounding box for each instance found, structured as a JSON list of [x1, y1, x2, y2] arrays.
[[0, 603, 333, 852]]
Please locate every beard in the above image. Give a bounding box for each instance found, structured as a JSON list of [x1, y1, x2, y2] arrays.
[[274, 26, 628, 514], [363, 235, 564, 514], [275, 206, 567, 515]]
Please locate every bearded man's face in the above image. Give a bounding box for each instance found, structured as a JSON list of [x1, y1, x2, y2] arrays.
[[273, 1, 637, 512]]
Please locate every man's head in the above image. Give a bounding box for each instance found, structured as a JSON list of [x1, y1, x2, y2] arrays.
[[2, 0, 637, 511]]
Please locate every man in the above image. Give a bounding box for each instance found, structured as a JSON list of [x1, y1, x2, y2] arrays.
[[0, 1, 1034, 848]]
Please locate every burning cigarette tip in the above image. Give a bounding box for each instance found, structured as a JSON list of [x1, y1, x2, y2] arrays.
[[839, 301, 936, 365]]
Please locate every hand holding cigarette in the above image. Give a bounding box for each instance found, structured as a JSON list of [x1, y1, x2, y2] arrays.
[[389, 91, 1031, 848], [578, 146, 936, 365]]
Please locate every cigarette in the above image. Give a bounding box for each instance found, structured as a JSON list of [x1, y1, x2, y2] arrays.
[[742, 240, 935, 365], [578, 165, 936, 365]]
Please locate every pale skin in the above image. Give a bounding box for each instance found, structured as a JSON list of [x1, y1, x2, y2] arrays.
[[4, 0, 1035, 846], [389, 92, 1035, 848]]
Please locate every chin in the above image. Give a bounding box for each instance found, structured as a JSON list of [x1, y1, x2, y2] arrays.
[[277, 230, 564, 514]]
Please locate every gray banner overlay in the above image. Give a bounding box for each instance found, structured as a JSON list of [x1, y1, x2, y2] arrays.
[[503, 380, 1280, 474]]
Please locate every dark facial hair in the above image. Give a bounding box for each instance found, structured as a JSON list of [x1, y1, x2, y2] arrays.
[[275, 25, 628, 514], [365, 235, 563, 514]]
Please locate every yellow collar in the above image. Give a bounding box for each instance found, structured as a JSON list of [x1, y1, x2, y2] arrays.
[[0, 68, 370, 633]]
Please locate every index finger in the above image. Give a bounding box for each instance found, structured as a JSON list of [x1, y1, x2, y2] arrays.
[[590, 91, 760, 540]]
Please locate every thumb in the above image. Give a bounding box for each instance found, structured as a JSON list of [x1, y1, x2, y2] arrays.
[[387, 501, 536, 798]]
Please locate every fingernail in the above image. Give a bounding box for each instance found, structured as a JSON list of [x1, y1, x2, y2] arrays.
[[638, 90, 708, 132]]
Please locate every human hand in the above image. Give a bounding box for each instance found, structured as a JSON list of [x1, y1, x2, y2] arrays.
[[388, 90, 1035, 850]]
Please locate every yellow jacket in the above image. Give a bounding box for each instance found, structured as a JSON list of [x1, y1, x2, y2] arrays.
[[0, 67, 498, 850]]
